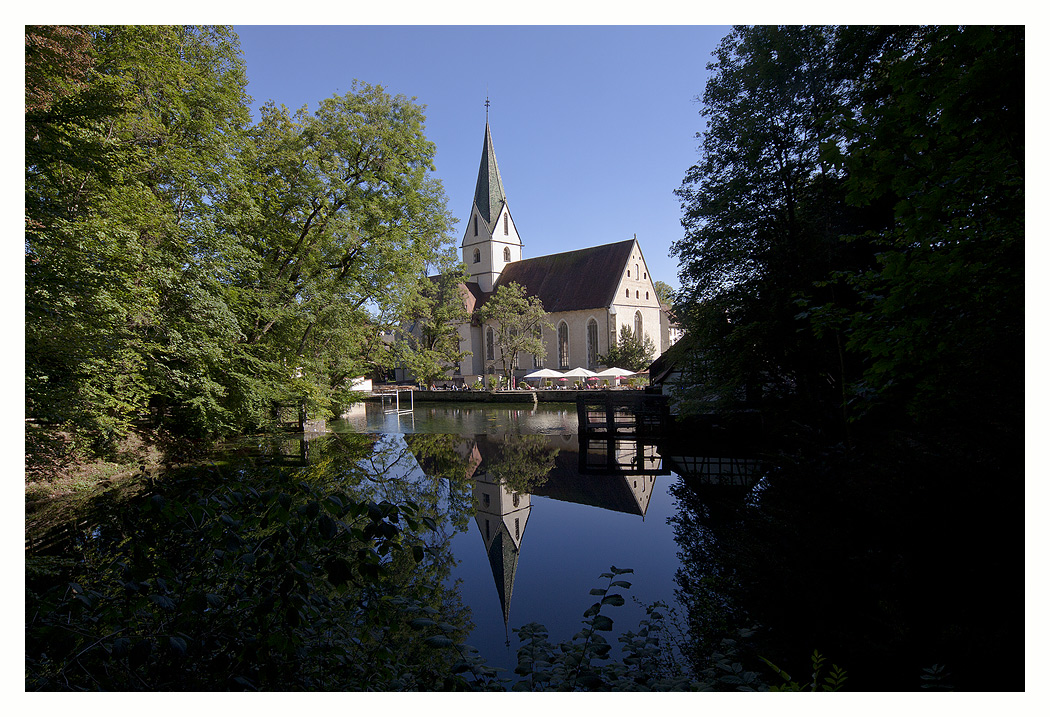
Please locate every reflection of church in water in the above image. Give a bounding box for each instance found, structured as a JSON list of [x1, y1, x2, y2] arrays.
[[431, 434, 670, 633]]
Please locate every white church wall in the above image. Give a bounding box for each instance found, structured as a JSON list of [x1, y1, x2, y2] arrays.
[[532, 308, 612, 372], [462, 207, 495, 291]]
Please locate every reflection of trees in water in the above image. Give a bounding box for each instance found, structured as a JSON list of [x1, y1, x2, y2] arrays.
[[669, 449, 1019, 691], [668, 478, 753, 675], [484, 434, 559, 495], [26, 435, 480, 690], [401, 433, 478, 533]]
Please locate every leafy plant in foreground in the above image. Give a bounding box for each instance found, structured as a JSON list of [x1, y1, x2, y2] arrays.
[[760, 649, 848, 692], [508, 567, 712, 691]]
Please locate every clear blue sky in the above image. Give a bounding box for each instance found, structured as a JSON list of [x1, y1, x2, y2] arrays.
[[234, 25, 732, 292]]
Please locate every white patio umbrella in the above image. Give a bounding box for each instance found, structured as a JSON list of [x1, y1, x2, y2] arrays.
[[523, 368, 565, 380], [594, 366, 635, 387], [560, 367, 597, 378], [594, 367, 635, 378]]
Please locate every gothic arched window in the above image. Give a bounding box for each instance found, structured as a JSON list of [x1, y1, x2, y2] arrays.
[[503, 246, 511, 262], [473, 248, 481, 264], [634, 311, 643, 341], [558, 322, 569, 369], [587, 319, 599, 368], [474, 216, 478, 236], [486, 327, 494, 360], [504, 214, 509, 235]]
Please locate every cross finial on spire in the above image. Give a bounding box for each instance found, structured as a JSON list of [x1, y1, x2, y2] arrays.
[[485, 96, 490, 121]]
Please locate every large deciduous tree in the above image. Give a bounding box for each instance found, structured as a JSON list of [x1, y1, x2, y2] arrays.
[[829, 26, 1024, 440], [475, 282, 552, 388], [673, 23, 1022, 447], [225, 83, 455, 422], [26, 25, 252, 450], [672, 25, 886, 425], [26, 28, 457, 458]]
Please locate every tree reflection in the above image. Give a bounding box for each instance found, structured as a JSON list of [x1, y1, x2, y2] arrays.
[[26, 434, 483, 690], [484, 433, 559, 495]]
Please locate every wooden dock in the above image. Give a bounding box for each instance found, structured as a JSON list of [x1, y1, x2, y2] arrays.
[[576, 392, 672, 437]]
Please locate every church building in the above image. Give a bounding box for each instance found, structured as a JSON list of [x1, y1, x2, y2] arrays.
[[448, 119, 666, 385]]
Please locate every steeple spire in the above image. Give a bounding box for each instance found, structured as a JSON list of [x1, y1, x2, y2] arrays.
[[473, 118, 507, 226]]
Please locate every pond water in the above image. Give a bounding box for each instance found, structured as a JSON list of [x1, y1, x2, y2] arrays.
[[28, 399, 1016, 689], [216, 399, 765, 678], [324, 401, 689, 673]]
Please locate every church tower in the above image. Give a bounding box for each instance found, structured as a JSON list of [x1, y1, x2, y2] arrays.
[[462, 113, 523, 292]]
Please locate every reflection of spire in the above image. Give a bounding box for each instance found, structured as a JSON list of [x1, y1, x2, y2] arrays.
[[472, 455, 531, 631], [483, 518, 521, 627]]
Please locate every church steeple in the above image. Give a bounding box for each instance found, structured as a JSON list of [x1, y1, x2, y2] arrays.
[[462, 110, 523, 293], [473, 121, 507, 227]]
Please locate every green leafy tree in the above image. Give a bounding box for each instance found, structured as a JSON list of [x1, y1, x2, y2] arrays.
[[475, 282, 552, 388], [599, 325, 656, 373], [394, 250, 472, 386], [222, 81, 455, 426], [672, 25, 884, 425], [25, 29, 457, 457], [25, 25, 252, 451], [653, 280, 675, 306]]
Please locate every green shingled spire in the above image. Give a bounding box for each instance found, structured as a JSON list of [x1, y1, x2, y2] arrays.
[[473, 121, 507, 225]]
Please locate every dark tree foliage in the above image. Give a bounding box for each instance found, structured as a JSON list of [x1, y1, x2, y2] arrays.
[[671, 25, 1023, 690], [673, 25, 1023, 447], [25, 438, 477, 691], [828, 26, 1024, 447], [673, 26, 888, 432]]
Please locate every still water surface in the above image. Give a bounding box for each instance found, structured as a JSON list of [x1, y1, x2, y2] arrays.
[[327, 401, 684, 672]]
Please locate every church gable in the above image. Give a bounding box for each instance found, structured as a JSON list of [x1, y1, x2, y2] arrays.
[[610, 240, 660, 308]]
